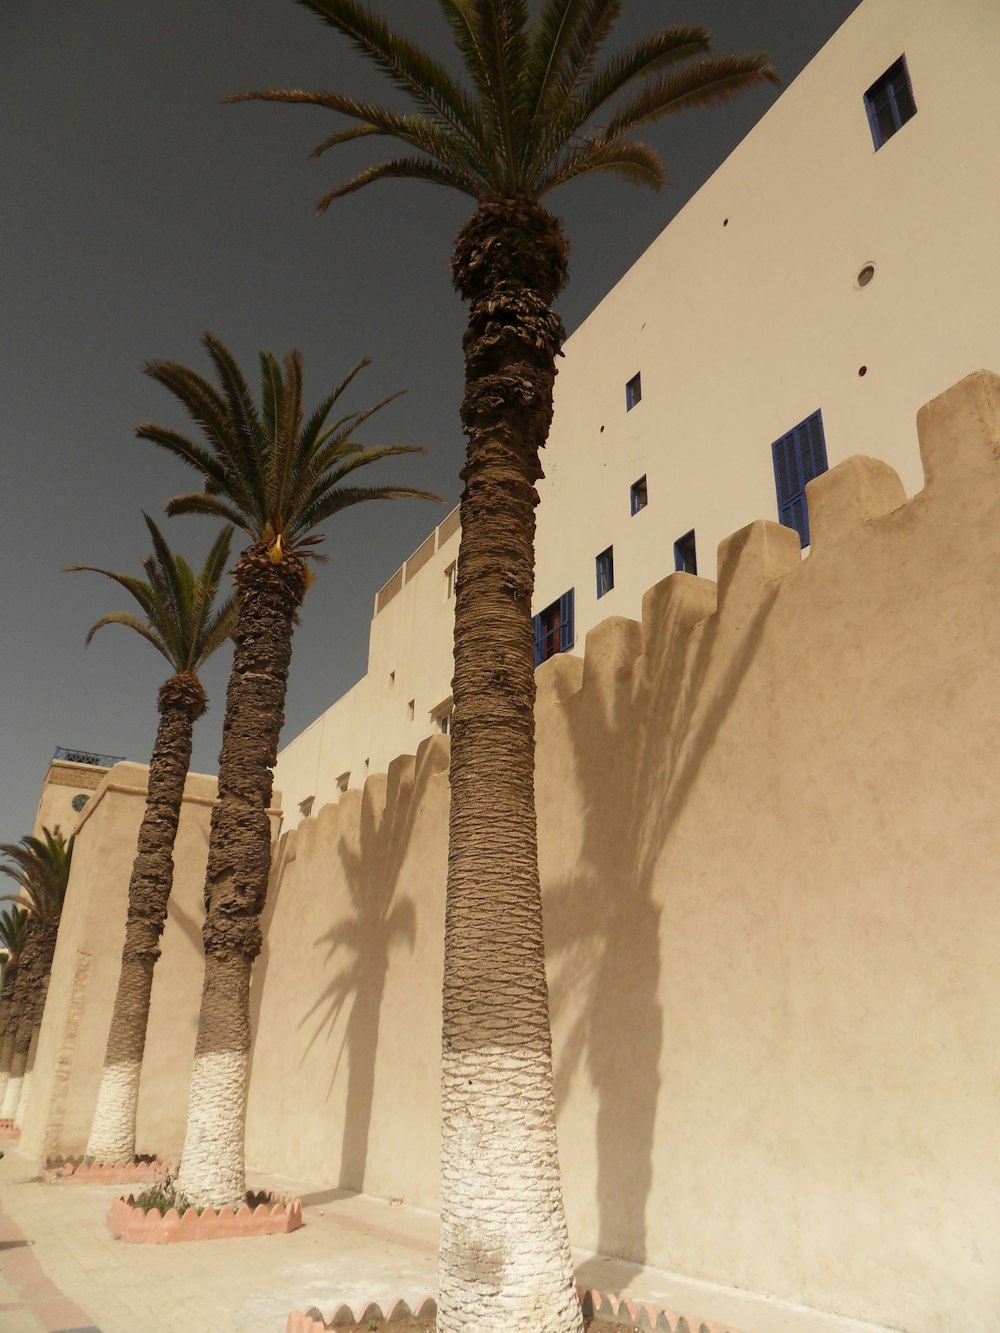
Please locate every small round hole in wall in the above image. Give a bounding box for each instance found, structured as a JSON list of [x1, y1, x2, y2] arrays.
[[722, 217, 729, 227], [858, 365, 868, 377], [856, 263, 876, 288], [72, 793, 89, 813], [600, 424, 605, 433]]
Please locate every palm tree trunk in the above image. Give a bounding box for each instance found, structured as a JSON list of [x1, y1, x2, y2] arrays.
[[86, 675, 205, 1163], [3, 920, 58, 1124], [175, 546, 303, 1208], [439, 198, 581, 1333], [0, 962, 20, 1107]]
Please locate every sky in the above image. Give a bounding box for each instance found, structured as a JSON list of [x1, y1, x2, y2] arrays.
[[0, 0, 861, 845]]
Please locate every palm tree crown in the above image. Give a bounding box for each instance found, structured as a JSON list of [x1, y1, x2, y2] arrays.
[[137, 333, 433, 564], [68, 516, 236, 682], [230, 0, 777, 209], [0, 829, 74, 923]]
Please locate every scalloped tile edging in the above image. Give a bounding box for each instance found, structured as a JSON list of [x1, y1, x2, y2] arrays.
[[285, 1288, 748, 1332], [42, 1154, 174, 1184], [287, 1296, 438, 1331], [0, 1119, 20, 1137], [578, 1286, 748, 1333], [107, 1192, 302, 1243]]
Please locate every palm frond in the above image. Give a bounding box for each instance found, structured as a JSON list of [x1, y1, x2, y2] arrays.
[[289, 0, 485, 145], [164, 492, 251, 530], [601, 54, 779, 142], [0, 828, 74, 925], [295, 482, 442, 534], [143, 337, 434, 567], [523, 0, 617, 144], [68, 517, 235, 677], [538, 137, 665, 195], [316, 155, 482, 211]]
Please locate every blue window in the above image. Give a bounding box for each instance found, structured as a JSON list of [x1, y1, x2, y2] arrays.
[[534, 590, 575, 666], [772, 410, 828, 547], [595, 547, 614, 599], [630, 475, 648, 515], [625, 372, 642, 411], [674, 530, 697, 575], [864, 56, 916, 149]]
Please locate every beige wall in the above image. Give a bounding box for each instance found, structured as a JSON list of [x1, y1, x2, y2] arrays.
[[535, 0, 1000, 647], [274, 515, 459, 829], [32, 759, 111, 840], [25, 370, 1000, 1329], [258, 370, 1000, 1330], [20, 764, 218, 1161], [276, 0, 1000, 824], [246, 739, 449, 1203]]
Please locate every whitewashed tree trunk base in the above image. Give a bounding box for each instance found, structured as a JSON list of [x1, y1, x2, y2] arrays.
[[176, 1049, 248, 1209], [86, 1060, 142, 1163], [438, 1046, 582, 1333], [1, 1071, 23, 1121], [13, 1068, 30, 1129]]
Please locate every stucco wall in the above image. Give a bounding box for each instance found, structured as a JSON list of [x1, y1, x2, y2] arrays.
[[25, 370, 1000, 1327], [246, 739, 449, 1204], [250, 370, 1000, 1331], [20, 764, 218, 1161]]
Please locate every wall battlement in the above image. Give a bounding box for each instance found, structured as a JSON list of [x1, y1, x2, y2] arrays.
[[22, 370, 1000, 1333]]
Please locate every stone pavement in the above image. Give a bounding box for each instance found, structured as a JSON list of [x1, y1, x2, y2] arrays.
[[0, 1146, 898, 1333]]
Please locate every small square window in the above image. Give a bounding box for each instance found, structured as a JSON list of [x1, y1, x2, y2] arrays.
[[445, 562, 457, 599], [630, 476, 648, 515], [533, 590, 575, 666], [595, 547, 614, 599], [864, 55, 916, 149], [336, 771, 350, 793], [431, 698, 454, 735], [674, 530, 697, 576], [625, 372, 642, 412]]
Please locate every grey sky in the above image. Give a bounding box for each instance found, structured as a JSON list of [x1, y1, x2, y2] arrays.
[[0, 0, 860, 843]]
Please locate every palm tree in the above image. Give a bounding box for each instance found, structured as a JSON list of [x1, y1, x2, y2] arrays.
[[0, 907, 31, 1107], [137, 334, 437, 1207], [0, 828, 74, 1125], [67, 517, 236, 1164], [230, 5, 776, 1328]]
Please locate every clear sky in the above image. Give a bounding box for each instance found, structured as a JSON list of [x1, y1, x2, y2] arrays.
[[0, 0, 861, 845]]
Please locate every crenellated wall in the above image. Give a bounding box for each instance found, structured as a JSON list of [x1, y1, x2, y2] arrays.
[[24, 370, 1000, 1332]]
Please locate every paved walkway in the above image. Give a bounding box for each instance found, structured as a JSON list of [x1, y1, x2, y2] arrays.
[[0, 1145, 898, 1333]]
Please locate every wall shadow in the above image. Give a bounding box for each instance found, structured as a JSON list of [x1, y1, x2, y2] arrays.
[[299, 762, 423, 1191], [543, 567, 782, 1264]]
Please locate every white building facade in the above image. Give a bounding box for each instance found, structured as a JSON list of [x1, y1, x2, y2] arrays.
[[276, 0, 1000, 827]]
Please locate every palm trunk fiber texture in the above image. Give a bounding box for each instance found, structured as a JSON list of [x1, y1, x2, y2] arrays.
[[439, 198, 582, 1333], [2, 920, 58, 1123], [86, 675, 205, 1164], [176, 547, 303, 1208]]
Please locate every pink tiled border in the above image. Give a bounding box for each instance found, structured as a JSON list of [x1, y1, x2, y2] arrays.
[[42, 1154, 174, 1184], [285, 1287, 748, 1332], [107, 1192, 302, 1243], [287, 1296, 437, 1331]]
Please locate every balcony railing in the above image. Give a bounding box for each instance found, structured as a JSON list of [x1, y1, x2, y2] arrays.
[[52, 746, 126, 769]]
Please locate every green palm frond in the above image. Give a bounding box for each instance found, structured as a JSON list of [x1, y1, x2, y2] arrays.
[[230, 0, 777, 205], [0, 906, 31, 965], [141, 335, 440, 560], [0, 828, 74, 924], [67, 515, 237, 676]]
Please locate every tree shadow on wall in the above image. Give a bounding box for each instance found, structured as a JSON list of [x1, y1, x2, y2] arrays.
[[543, 566, 781, 1265], [299, 763, 422, 1191]]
